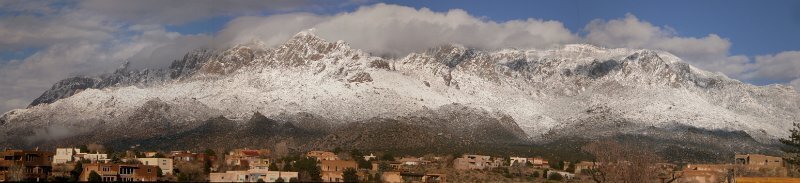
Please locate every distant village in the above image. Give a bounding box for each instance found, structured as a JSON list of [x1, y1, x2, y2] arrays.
[[0, 144, 798, 182]]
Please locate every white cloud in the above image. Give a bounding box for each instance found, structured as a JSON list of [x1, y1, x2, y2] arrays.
[[75, 0, 351, 25], [790, 79, 800, 90], [743, 51, 800, 84], [0, 12, 118, 51], [585, 14, 738, 66], [217, 4, 578, 56]]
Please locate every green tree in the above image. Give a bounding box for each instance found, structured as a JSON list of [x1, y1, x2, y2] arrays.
[[543, 169, 549, 178], [548, 172, 563, 181], [373, 172, 383, 183], [153, 153, 166, 158], [88, 171, 102, 182], [380, 153, 394, 161], [378, 162, 390, 172], [350, 149, 364, 159], [69, 161, 83, 182], [157, 167, 164, 177], [275, 177, 285, 183], [531, 171, 540, 178], [204, 149, 216, 157], [79, 145, 89, 154], [552, 161, 564, 170], [257, 178, 265, 183], [343, 168, 359, 182], [357, 159, 371, 170], [283, 162, 294, 171], [781, 123, 800, 172], [293, 157, 321, 182], [566, 161, 576, 173], [269, 163, 279, 171]]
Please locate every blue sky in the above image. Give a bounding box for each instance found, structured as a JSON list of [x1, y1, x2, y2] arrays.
[[0, 0, 798, 113], [386, 0, 800, 56], [159, 0, 800, 57]]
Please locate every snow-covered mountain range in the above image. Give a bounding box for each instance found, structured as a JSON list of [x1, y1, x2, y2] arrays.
[[1, 30, 798, 156]]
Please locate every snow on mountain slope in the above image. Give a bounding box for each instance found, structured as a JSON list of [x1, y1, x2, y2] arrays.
[[2, 30, 799, 144]]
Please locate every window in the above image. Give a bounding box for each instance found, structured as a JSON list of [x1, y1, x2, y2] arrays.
[[148, 168, 152, 173], [102, 166, 111, 171], [120, 167, 134, 174]]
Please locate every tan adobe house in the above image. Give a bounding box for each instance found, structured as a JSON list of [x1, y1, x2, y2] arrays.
[[307, 151, 338, 161], [79, 163, 158, 182], [0, 149, 53, 181], [319, 160, 357, 182]]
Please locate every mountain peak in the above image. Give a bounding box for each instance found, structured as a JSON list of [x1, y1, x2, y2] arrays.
[[288, 28, 325, 43]]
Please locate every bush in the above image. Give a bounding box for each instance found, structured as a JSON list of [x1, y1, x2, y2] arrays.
[[548, 172, 563, 181], [343, 168, 359, 182], [531, 171, 540, 178], [88, 171, 101, 182]]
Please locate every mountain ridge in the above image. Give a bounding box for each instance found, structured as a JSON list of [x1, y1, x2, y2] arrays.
[[2, 30, 799, 157]]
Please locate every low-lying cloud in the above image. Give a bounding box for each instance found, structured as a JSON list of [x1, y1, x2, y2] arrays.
[[216, 4, 578, 56]]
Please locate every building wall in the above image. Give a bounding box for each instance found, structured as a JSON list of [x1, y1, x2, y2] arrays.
[[84, 153, 109, 163], [53, 148, 80, 164], [0, 150, 53, 181], [138, 158, 174, 175], [320, 160, 357, 182], [381, 172, 403, 183], [453, 155, 496, 170], [307, 151, 338, 161], [80, 163, 158, 182], [211, 170, 298, 182], [735, 154, 784, 168], [510, 157, 528, 166]]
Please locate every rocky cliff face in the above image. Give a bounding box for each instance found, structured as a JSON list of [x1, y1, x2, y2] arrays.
[[2, 30, 798, 159]]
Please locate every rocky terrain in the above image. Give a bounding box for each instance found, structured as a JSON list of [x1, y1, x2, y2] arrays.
[[1, 30, 798, 162]]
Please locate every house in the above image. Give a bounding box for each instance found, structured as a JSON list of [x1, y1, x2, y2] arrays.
[[53, 148, 81, 164], [210, 170, 298, 182], [79, 163, 158, 182], [381, 171, 403, 182], [170, 151, 211, 162], [53, 148, 109, 164], [735, 154, 784, 168], [143, 151, 159, 158], [171, 152, 197, 162], [210, 170, 247, 182], [574, 161, 599, 174], [226, 149, 271, 170], [137, 158, 174, 175], [397, 157, 428, 166], [0, 149, 53, 181], [528, 157, 549, 168], [549, 170, 575, 179], [319, 160, 358, 182], [381, 172, 446, 183], [307, 151, 338, 161], [679, 169, 727, 183], [509, 157, 528, 166], [453, 155, 502, 170], [83, 153, 110, 163]]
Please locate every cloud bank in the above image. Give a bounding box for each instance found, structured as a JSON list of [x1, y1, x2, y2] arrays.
[[215, 4, 578, 56], [0, 2, 798, 114]]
